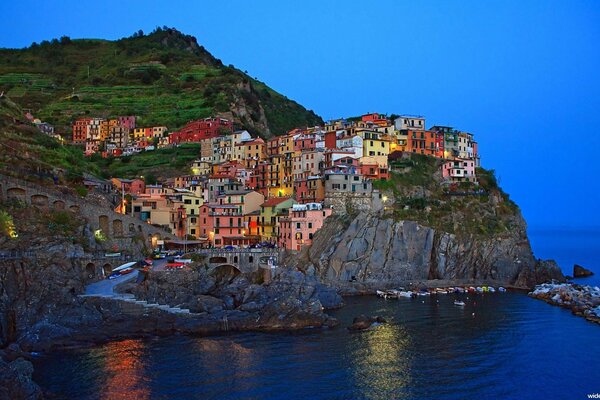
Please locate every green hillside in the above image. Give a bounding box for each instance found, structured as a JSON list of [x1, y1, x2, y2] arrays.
[[0, 95, 97, 183], [0, 27, 322, 137]]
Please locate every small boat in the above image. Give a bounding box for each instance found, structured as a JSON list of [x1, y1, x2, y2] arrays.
[[476, 287, 484, 293], [482, 286, 489, 292], [119, 267, 134, 275], [498, 287, 507, 292], [467, 287, 476, 293], [454, 300, 466, 306], [376, 290, 386, 298], [488, 287, 496, 293], [398, 291, 413, 298], [112, 261, 137, 273]]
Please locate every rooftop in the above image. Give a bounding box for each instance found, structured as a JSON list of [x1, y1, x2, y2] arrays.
[[262, 197, 293, 207]]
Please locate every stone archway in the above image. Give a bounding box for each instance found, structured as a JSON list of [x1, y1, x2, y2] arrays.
[[85, 263, 96, 279], [102, 263, 112, 277], [53, 200, 65, 211], [210, 264, 241, 284], [99, 215, 110, 236], [69, 205, 80, 213], [112, 219, 123, 237], [6, 187, 26, 202], [31, 194, 49, 209]]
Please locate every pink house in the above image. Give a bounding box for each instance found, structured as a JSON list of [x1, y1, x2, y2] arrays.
[[279, 203, 332, 251], [118, 116, 136, 131], [442, 159, 477, 183]]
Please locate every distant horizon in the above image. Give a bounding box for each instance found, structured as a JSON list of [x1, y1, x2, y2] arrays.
[[1, 0, 599, 229]]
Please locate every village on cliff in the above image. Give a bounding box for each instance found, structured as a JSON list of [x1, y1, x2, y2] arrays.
[[32, 112, 480, 251]]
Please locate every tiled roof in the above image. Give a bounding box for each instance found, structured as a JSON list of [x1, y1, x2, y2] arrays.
[[262, 197, 292, 207]]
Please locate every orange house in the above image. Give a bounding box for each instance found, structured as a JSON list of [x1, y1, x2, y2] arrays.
[[406, 130, 444, 157]]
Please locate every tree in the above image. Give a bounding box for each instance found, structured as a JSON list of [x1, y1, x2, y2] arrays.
[[60, 36, 71, 45]]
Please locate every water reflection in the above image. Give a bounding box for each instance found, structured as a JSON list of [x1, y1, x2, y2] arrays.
[[349, 323, 412, 400], [98, 339, 150, 400]]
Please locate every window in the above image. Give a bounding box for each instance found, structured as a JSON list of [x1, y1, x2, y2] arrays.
[[296, 222, 301, 229], [215, 228, 220, 234], [191, 228, 196, 235], [309, 233, 313, 240], [308, 222, 313, 229]]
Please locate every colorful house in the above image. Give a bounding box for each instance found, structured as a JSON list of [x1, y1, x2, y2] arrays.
[[441, 159, 477, 183], [279, 203, 333, 251], [259, 197, 295, 243]]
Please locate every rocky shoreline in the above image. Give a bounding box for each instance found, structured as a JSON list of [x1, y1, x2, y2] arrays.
[[529, 283, 600, 324]]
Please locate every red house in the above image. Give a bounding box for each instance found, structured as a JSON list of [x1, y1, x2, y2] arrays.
[[169, 117, 233, 144]]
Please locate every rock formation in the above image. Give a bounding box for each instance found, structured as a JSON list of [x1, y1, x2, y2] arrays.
[[293, 212, 564, 292], [573, 264, 594, 278]]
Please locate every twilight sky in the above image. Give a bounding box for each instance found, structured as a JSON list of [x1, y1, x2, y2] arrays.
[[1, 0, 599, 229]]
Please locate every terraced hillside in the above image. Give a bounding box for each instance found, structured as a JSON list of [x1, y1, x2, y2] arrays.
[[0, 28, 322, 137]]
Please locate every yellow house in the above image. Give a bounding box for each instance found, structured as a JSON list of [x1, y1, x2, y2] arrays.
[[175, 189, 204, 237], [355, 129, 391, 158], [259, 197, 295, 242]]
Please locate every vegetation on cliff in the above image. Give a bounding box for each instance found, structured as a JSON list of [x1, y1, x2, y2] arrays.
[[0, 96, 98, 183], [0, 27, 323, 137], [373, 153, 521, 237]]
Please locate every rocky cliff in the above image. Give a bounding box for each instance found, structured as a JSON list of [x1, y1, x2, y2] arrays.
[[292, 211, 563, 293]]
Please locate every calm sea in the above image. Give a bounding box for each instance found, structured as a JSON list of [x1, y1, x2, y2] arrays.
[[32, 228, 600, 399], [529, 227, 600, 286]]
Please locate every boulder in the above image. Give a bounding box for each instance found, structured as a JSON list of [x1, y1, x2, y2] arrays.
[[195, 295, 224, 313], [574, 264, 594, 278], [0, 357, 43, 400], [348, 314, 387, 331]]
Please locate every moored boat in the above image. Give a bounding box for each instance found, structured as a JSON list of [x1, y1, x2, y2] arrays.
[[454, 300, 466, 306]]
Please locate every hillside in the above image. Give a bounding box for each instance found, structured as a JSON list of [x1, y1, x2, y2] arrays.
[[0, 95, 96, 184], [0, 27, 323, 137]]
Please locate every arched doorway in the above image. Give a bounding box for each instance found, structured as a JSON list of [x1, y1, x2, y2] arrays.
[[6, 187, 26, 203], [112, 219, 123, 237], [99, 215, 110, 236], [102, 263, 112, 277], [53, 200, 65, 211], [85, 263, 96, 279], [30, 194, 49, 209]]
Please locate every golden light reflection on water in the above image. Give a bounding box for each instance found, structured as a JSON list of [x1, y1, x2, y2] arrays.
[[350, 324, 412, 400], [99, 339, 150, 400], [193, 338, 257, 375]]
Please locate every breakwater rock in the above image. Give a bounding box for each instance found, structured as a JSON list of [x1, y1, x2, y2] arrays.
[[0, 344, 42, 400], [529, 283, 600, 324], [573, 264, 594, 278]]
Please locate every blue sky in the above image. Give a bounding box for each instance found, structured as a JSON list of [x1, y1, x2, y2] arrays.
[[1, 0, 599, 229]]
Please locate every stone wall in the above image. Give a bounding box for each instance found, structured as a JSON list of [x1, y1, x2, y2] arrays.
[[0, 174, 174, 249], [324, 191, 383, 215]]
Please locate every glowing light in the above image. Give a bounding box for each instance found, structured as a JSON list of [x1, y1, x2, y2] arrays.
[[382, 195, 388, 202], [94, 229, 107, 242]]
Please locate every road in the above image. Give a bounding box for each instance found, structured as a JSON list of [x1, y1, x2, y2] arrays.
[[84, 258, 169, 296]]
